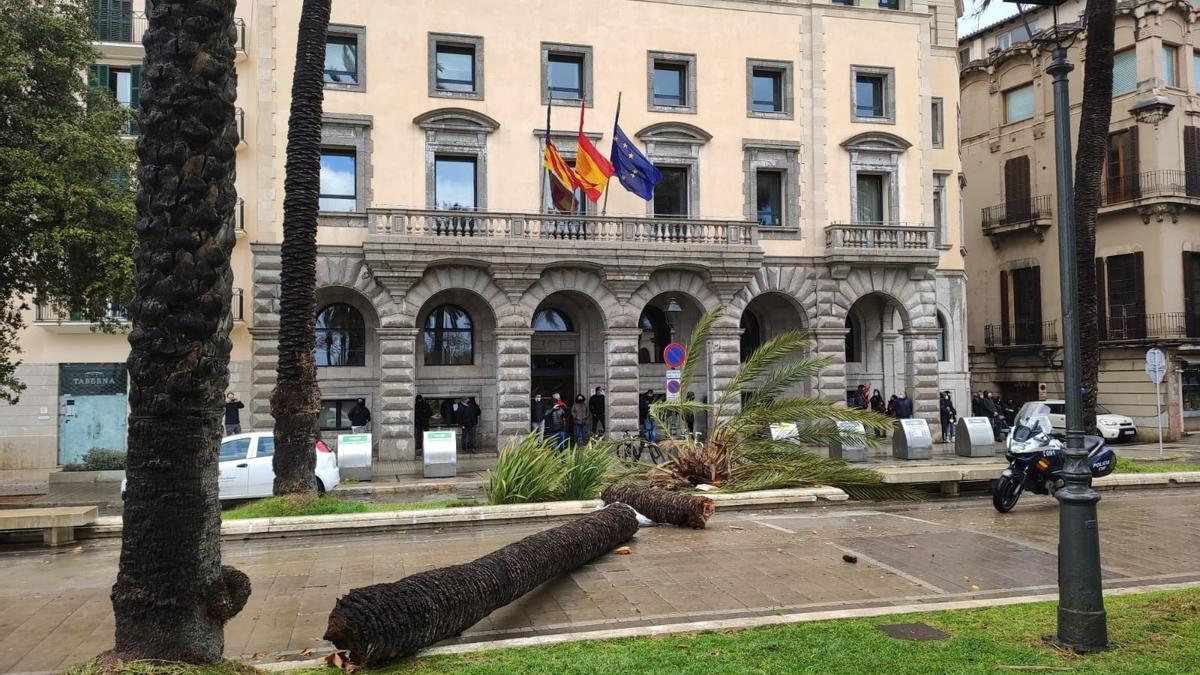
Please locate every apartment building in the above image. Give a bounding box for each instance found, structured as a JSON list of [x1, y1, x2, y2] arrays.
[[960, 0, 1200, 440], [3, 0, 966, 471]]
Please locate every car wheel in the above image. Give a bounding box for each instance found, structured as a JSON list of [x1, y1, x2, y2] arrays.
[[316, 477, 326, 495]]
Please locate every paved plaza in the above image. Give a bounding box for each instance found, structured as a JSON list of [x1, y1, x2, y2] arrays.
[[2, 488, 1199, 672]]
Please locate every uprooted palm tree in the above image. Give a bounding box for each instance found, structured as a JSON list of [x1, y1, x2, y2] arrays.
[[644, 307, 915, 500]]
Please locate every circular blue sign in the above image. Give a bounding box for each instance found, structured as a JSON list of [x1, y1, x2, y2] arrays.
[[663, 342, 687, 368], [666, 379, 681, 394]]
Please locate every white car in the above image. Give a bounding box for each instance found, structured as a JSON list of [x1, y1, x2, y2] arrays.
[[122, 432, 341, 500], [1043, 400, 1137, 442]]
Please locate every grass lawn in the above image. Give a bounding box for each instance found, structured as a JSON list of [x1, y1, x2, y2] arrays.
[[221, 495, 479, 520], [1114, 456, 1200, 474]]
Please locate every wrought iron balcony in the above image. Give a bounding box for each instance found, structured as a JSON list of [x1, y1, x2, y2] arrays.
[[92, 11, 245, 52], [1100, 312, 1194, 342], [1101, 170, 1200, 206], [985, 320, 1059, 349], [35, 303, 128, 324], [365, 208, 759, 245], [981, 194, 1053, 240]]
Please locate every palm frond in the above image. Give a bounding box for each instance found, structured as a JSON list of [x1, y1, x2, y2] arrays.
[[723, 398, 892, 439], [715, 331, 809, 415], [679, 307, 721, 394], [743, 355, 833, 411]]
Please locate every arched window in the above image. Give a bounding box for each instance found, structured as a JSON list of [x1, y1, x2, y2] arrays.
[[424, 304, 473, 365], [314, 303, 366, 367], [532, 308, 573, 332], [638, 306, 671, 364], [740, 310, 762, 363], [845, 317, 860, 363], [937, 313, 949, 362]]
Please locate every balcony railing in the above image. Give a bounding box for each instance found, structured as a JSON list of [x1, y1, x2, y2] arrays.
[[981, 194, 1053, 229], [367, 208, 758, 245], [92, 12, 246, 51], [985, 320, 1059, 348], [1101, 170, 1200, 205], [35, 303, 128, 324], [824, 222, 936, 250], [1100, 312, 1193, 342]]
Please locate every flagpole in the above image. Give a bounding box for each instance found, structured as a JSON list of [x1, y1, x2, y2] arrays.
[[601, 92, 621, 216], [540, 102, 551, 215]]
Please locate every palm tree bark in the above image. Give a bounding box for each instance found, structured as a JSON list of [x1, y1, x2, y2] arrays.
[[271, 0, 331, 494], [602, 483, 715, 528], [109, 0, 249, 663], [1074, 0, 1116, 432]]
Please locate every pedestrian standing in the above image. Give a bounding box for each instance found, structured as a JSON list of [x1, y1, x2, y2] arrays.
[[348, 397, 371, 433], [545, 397, 569, 450], [458, 396, 479, 451], [588, 386, 606, 437], [640, 389, 657, 441], [415, 395, 432, 450], [895, 393, 913, 420], [571, 394, 590, 447], [223, 392, 244, 436], [940, 391, 957, 443], [870, 389, 886, 438], [530, 393, 547, 436]]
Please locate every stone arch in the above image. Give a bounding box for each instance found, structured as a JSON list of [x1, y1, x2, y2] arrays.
[[401, 265, 517, 328], [521, 268, 623, 327], [315, 254, 400, 326], [634, 121, 713, 144], [728, 266, 818, 327], [626, 269, 721, 318], [831, 268, 936, 331], [840, 131, 912, 153], [412, 107, 500, 134]]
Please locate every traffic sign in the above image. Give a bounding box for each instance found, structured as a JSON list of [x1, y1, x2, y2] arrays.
[[1145, 348, 1167, 384], [665, 369, 682, 402], [663, 342, 687, 368]]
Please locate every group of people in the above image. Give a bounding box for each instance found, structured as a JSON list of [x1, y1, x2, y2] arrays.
[[530, 387, 606, 450], [972, 391, 1015, 441], [848, 384, 915, 438], [414, 395, 482, 451]]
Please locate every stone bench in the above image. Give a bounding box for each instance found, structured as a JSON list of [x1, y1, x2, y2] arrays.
[[0, 506, 99, 546]]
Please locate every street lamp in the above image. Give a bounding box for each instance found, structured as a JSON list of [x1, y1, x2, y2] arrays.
[[1004, 0, 1109, 652], [665, 297, 683, 342]]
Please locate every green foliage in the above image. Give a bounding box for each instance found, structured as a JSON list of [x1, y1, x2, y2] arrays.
[[221, 495, 479, 520], [1115, 456, 1200, 474], [486, 433, 616, 504], [62, 447, 126, 471], [0, 0, 136, 403], [647, 306, 907, 499]]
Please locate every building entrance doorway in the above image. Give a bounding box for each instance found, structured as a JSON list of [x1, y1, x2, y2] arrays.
[[532, 354, 575, 402]]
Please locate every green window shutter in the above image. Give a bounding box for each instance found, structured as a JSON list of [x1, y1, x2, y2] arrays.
[[86, 64, 110, 112], [128, 65, 141, 134]]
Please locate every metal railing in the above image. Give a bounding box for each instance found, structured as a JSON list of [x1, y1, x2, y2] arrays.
[[981, 194, 1053, 229], [1102, 170, 1200, 205], [1101, 312, 1191, 341], [92, 12, 246, 51], [824, 222, 936, 250], [367, 208, 759, 245], [985, 320, 1059, 348], [34, 302, 128, 324]]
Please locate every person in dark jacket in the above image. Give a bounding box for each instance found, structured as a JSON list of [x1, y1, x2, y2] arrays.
[[545, 397, 569, 450], [894, 393, 914, 420], [348, 398, 371, 432], [415, 395, 432, 450], [939, 392, 957, 443], [530, 393, 547, 435], [441, 398, 458, 427], [588, 386, 606, 437], [639, 389, 657, 440], [223, 392, 244, 436], [869, 389, 886, 438], [570, 394, 590, 447], [885, 395, 898, 418], [458, 396, 480, 451]]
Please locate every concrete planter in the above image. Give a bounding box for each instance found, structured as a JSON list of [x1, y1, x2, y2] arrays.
[[49, 469, 126, 484]]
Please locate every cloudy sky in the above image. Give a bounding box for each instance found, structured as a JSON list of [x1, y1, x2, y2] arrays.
[[959, 0, 1022, 39]]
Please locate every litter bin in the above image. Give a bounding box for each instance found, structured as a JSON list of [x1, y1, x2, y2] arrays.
[[829, 421, 870, 462], [955, 417, 1000, 457], [892, 419, 933, 460], [336, 432, 373, 481], [423, 428, 457, 478]]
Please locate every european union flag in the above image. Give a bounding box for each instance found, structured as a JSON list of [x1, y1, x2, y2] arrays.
[[609, 123, 661, 201]]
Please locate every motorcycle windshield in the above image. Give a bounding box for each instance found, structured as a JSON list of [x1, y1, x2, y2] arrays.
[[1011, 402, 1052, 443]]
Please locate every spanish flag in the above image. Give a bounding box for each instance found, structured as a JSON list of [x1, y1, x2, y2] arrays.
[[574, 100, 614, 202]]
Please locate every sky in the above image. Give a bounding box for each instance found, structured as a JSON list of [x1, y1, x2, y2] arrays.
[[959, 0, 1023, 39]]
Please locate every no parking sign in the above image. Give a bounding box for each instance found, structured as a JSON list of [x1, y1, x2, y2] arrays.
[[663, 342, 687, 369], [665, 369, 682, 402]]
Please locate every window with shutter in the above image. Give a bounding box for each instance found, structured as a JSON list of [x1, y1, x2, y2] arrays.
[[1104, 128, 1139, 203], [1185, 252, 1200, 338], [1004, 156, 1031, 223], [1184, 127, 1200, 197], [92, 0, 133, 42], [1000, 270, 1010, 346], [1112, 49, 1136, 95], [1012, 266, 1042, 345], [1105, 253, 1146, 339], [1095, 258, 1108, 341]]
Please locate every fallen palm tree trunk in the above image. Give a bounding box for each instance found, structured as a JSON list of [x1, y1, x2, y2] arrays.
[[323, 504, 639, 666], [602, 483, 715, 529]]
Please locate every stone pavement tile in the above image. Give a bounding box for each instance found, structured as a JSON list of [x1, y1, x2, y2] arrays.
[[27, 593, 113, 672], [0, 591, 91, 673]]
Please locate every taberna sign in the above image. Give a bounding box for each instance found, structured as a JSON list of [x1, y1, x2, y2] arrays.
[[58, 363, 127, 397]]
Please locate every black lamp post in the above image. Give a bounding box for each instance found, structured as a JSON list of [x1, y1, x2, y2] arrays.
[[1003, 0, 1109, 652]]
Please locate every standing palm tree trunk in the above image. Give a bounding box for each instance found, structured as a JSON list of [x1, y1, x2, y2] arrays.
[[109, 0, 249, 663], [1074, 0, 1116, 432], [271, 0, 332, 495]]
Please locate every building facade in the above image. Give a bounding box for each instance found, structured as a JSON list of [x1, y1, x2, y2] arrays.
[[960, 0, 1200, 440], [3, 0, 967, 470]]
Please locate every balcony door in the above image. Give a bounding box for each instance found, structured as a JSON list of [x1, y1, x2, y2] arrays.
[[855, 173, 885, 224], [1104, 128, 1139, 203], [1010, 266, 1043, 345], [1102, 253, 1146, 340], [1003, 156, 1031, 223], [434, 155, 477, 235], [1185, 127, 1200, 197]]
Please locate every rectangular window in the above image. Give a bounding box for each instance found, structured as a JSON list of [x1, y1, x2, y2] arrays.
[[319, 150, 357, 212], [1010, 20, 1037, 44], [1103, 128, 1139, 203], [1184, 127, 1200, 196], [1004, 155, 1032, 221], [1011, 266, 1043, 345], [879, 0, 899, 8], [1194, 51, 1200, 92], [933, 172, 949, 246], [319, 400, 358, 432], [1164, 44, 1180, 88], [855, 74, 885, 118], [756, 170, 783, 226], [1112, 49, 1136, 94], [1104, 253, 1146, 339], [1004, 84, 1034, 123], [653, 62, 687, 107], [434, 156, 477, 210], [751, 69, 783, 112], [654, 166, 689, 217], [647, 52, 696, 113], [547, 53, 584, 101], [931, 97, 945, 148], [856, 173, 885, 223], [831, 0, 855, 5], [997, 33, 1011, 50], [959, 47, 971, 66], [325, 35, 359, 85], [93, 0, 134, 42], [436, 45, 476, 93], [1185, 252, 1200, 337]]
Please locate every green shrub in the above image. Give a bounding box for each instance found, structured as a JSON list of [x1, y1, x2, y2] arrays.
[[64, 448, 125, 471], [486, 433, 567, 504], [560, 441, 615, 500]]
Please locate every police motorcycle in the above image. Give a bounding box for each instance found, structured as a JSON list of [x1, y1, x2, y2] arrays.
[[993, 402, 1116, 513]]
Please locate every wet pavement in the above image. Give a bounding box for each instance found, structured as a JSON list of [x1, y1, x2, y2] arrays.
[[2, 487, 1199, 672]]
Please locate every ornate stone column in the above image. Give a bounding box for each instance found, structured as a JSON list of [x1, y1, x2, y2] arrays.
[[377, 327, 418, 462], [810, 326, 850, 403], [494, 328, 532, 450], [707, 326, 742, 425], [903, 328, 941, 429], [604, 328, 640, 435]]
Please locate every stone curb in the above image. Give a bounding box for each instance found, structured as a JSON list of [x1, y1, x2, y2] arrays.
[[877, 466, 1200, 488], [253, 579, 1200, 671], [78, 486, 850, 541]]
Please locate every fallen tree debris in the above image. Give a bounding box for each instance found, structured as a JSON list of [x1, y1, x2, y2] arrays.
[[601, 483, 715, 529], [323, 504, 639, 666]]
